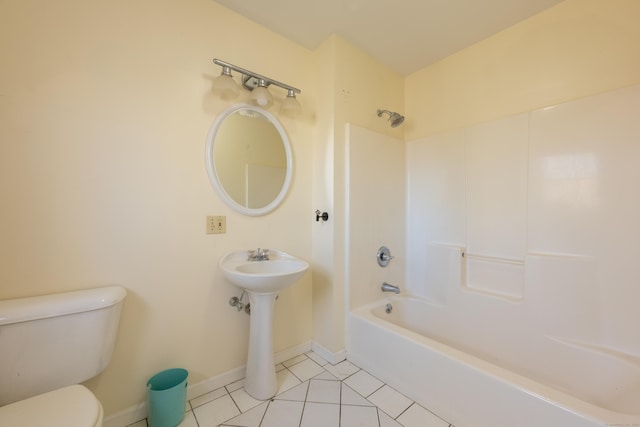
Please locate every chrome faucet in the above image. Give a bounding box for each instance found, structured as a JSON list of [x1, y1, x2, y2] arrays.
[[381, 282, 400, 294], [248, 248, 270, 261]]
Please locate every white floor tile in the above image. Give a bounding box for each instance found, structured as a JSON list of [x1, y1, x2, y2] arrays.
[[300, 402, 340, 427], [170, 352, 454, 427], [177, 411, 198, 427], [313, 370, 339, 381], [288, 358, 325, 382], [230, 388, 263, 412], [368, 385, 413, 418], [276, 368, 302, 394], [189, 387, 228, 409], [341, 383, 374, 407], [378, 409, 404, 427], [343, 369, 384, 397], [126, 420, 147, 427], [225, 378, 245, 393], [219, 401, 268, 427], [275, 381, 309, 402], [397, 403, 450, 427], [305, 351, 329, 366], [282, 354, 308, 367], [260, 400, 304, 427], [306, 379, 341, 404], [193, 394, 240, 427], [340, 404, 380, 427], [324, 360, 360, 380]]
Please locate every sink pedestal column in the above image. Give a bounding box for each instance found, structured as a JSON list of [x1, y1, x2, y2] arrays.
[[244, 292, 278, 400]]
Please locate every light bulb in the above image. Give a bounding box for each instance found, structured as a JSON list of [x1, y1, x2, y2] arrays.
[[250, 79, 273, 108]]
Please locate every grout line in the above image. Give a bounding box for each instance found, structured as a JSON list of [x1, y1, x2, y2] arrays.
[[339, 367, 360, 382], [298, 376, 311, 427], [395, 401, 414, 421], [375, 408, 382, 427], [228, 389, 242, 414], [303, 378, 311, 401], [367, 382, 385, 399], [257, 399, 271, 427], [188, 401, 200, 427], [338, 380, 343, 427], [298, 400, 306, 427], [286, 366, 304, 383], [185, 350, 445, 427]]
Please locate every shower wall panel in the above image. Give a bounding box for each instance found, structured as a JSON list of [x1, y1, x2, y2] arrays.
[[528, 84, 640, 353], [407, 84, 640, 355], [406, 128, 465, 301], [346, 124, 405, 310], [464, 113, 528, 298]]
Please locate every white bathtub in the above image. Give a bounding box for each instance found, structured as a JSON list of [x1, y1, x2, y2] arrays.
[[347, 296, 640, 427]]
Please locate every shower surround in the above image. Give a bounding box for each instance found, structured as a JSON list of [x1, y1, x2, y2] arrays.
[[346, 83, 640, 426]]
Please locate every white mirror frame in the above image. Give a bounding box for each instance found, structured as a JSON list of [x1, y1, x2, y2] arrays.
[[205, 104, 293, 216]]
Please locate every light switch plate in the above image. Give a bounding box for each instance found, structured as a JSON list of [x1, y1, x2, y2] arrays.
[[206, 216, 226, 234]]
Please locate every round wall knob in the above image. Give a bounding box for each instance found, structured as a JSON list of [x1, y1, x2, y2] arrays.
[[377, 246, 394, 267]]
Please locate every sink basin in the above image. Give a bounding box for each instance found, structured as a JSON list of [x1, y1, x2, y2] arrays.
[[219, 249, 309, 293]]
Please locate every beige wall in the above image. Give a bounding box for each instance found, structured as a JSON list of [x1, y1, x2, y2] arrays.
[[0, 0, 314, 416], [311, 36, 404, 353], [406, 0, 640, 139], [4, 0, 639, 420]]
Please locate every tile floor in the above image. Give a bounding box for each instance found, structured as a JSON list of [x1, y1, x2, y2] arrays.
[[128, 351, 454, 427]]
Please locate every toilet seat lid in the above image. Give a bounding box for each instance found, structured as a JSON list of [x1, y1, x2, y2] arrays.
[[0, 384, 102, 427]]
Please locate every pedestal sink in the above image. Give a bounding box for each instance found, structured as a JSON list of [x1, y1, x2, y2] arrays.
[[219, 249, 309, 400]]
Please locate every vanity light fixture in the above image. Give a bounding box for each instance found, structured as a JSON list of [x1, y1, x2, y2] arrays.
[[212, 65, 240, 100], [212, 58, 302, 113]]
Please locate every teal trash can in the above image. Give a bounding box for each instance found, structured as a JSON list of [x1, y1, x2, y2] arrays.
[[146, 368, 188, 427]]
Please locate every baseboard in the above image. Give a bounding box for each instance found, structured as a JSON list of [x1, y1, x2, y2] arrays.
[[275, 341, 312, 365], [103, 401, 147, 427], [103, 341, 314, 427], [311, 341, 347, 365]]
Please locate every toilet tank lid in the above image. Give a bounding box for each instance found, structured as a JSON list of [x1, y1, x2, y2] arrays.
[[0, 286, 126, 326], [0, 385, 102, 426]]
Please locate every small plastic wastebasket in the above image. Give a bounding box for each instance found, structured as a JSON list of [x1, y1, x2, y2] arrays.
[[146, 368, 188, 427]]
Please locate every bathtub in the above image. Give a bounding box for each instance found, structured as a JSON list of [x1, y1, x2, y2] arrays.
[[347, 295, 640, 427]]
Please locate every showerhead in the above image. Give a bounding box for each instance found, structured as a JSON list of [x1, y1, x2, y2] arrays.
[[377, 109, 405, 128]]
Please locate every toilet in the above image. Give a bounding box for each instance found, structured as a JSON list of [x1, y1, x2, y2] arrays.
[[0, 286, 126, 427]]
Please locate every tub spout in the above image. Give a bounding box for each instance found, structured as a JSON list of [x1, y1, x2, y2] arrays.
[[381, 282, 400, 294]]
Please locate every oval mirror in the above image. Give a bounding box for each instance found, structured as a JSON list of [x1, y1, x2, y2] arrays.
[[205, 104, 293, 216]]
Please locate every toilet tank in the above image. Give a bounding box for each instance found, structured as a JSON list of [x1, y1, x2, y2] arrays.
[[0, 286, 126, 405]]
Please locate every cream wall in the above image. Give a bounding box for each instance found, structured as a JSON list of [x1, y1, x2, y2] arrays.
[[0, 0, 314, 417], [311, 36, 403, 353], [406, 0, 640, 139], [5, 0, 638, 420]]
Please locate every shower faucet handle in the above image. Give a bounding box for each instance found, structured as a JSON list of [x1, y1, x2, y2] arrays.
[[377, 246, 394, 267]]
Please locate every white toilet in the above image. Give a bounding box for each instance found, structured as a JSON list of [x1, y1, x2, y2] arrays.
[[0, 286, 126, 427]]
